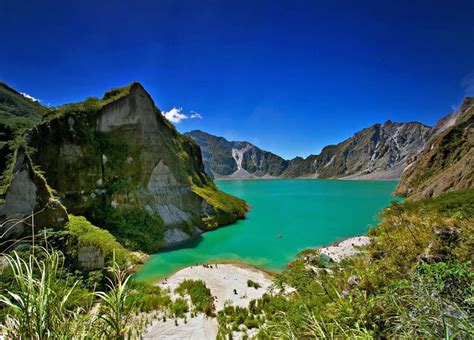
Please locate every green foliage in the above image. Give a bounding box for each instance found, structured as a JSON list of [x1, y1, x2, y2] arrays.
[[95, 260, 145, 339], [0, 82, 49, 133], [247, 279, 261, 289], [170, 297, 189, 318], [67, 215, 129, 266], [89, 207, 165, 253], [217, 189, 474, 338], [0, 248, 94, 338], [192, 183, 248, 229], [395, 188, 474, 219], [175, 279, 216, 316], [128, 281, 171, 313]]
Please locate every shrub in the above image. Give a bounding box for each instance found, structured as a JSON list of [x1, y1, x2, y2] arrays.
[[247, 279, 261, 289], [175, 279, 216, 316], [170, 298, 188, 318]]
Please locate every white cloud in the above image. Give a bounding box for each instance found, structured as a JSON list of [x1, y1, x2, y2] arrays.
[[163, 107, 188, 123], [20, 92, 40, 102], [162, 108, 203, 124], [190, 111, 203, 119]]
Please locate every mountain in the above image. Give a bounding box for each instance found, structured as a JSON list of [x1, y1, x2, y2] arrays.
[[395, 97, 473, 199], [284, 121, 434, 180], [185, 130, 288, 179], [0, 82, 247, 252], [188, 121, 433, 180]]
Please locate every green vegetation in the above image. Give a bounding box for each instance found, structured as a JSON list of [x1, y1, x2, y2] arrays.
[[0, 82, 49, 133], [217, 189, 474, 338], [45, 83, 134, 121], [89, 207, 165, 253], [170, 297, 189, 318], [192, 183, 248, 229], [0, 248, 146, 339], [395, 98, 473, 198], [128, 281, 171, 313], [247, 279, 261, 289], [395, 188, 474, 218], [175, 279, 216, 316], [67, 215, 129, 265]]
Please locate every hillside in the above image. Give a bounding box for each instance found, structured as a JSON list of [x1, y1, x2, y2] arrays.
[[188, 121, 433, 180], [186, 130, 288, 179], [0, 82, 247, 252], [395, 97, 474, 199]]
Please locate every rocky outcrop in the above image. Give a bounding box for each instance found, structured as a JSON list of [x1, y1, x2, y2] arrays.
[[395, 98, 473, 199], [185, 130, 288, 179], [0, 82, 247, 251], [78, 245, 104, 271], [0, 148, 68, 245]]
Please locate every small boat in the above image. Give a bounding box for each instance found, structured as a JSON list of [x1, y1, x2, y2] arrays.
[[278, 233, 282, 238]]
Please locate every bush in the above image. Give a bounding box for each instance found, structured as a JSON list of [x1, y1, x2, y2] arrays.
[[247, 279, 261, 289], [170, 298, 188, 318], [67, 215, 129, 266], [175, 279, 216, 316]]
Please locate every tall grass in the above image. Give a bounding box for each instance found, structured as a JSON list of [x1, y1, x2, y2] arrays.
[[0, 248, 91, 338], [95, 258, 145, 339], [0, 248, 144, 339]]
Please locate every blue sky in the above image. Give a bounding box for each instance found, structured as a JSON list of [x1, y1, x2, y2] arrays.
[[1, 0, 473, 159]]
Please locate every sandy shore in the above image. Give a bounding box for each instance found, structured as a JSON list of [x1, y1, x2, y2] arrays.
[[159, 263, 273, 310], [318, 236, 370, 262], [144, 263, 272, 339], [144, 236, 370, 338]]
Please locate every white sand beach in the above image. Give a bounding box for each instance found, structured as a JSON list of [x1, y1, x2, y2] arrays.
[[318, 236, 370, 262], [144, 263, 273, 339]]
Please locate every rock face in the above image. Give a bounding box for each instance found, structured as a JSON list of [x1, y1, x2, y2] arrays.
[[285, 121, 433, 180], [185, 130, 288, 179], [0, 148, 68, 241], [188, 121, 433, 180], [0, 83, 247, 251], [395, 98, 474, 199], [78, 245, 104, 271]]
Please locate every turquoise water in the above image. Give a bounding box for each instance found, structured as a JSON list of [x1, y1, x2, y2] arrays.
[[136, 179, 401, 280]]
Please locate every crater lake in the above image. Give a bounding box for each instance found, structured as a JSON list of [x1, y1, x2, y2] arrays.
[[136, 179, 401, 280]]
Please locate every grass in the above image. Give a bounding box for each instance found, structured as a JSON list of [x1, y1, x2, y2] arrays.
[[88, 207, 165, 253], [247, 279, 261, 289], [192, 183, 248, 229], [175, 279, 216, 316], [67, 215, 129, 266], [216, 189, 474, 338], [0, 247, 149, 339]]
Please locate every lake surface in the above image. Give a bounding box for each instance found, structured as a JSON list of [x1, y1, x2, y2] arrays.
[[136, 179, 401, 281]]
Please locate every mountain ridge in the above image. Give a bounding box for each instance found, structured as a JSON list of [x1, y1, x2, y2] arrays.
[[187, 118, 434, 181]]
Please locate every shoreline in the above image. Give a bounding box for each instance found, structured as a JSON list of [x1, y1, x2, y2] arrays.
[[216, 177, 400, 183], [136, 257, 276, 283], [141, 234, 370, 283]]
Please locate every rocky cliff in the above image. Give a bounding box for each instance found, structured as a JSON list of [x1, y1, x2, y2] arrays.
[[284, 121, 433, 180], [185, 130, 288, 179], [188, 121, 433, 181], [395, 98, 473, 199], [0, 83, 247, 252]]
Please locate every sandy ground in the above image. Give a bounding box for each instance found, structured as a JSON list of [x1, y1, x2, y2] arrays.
[[159, 263, 273, 310], [144, 237, 370, 339], [318, 236, 370, 262], [144, 263, 273, 339], [144, 314, 218, 339]]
